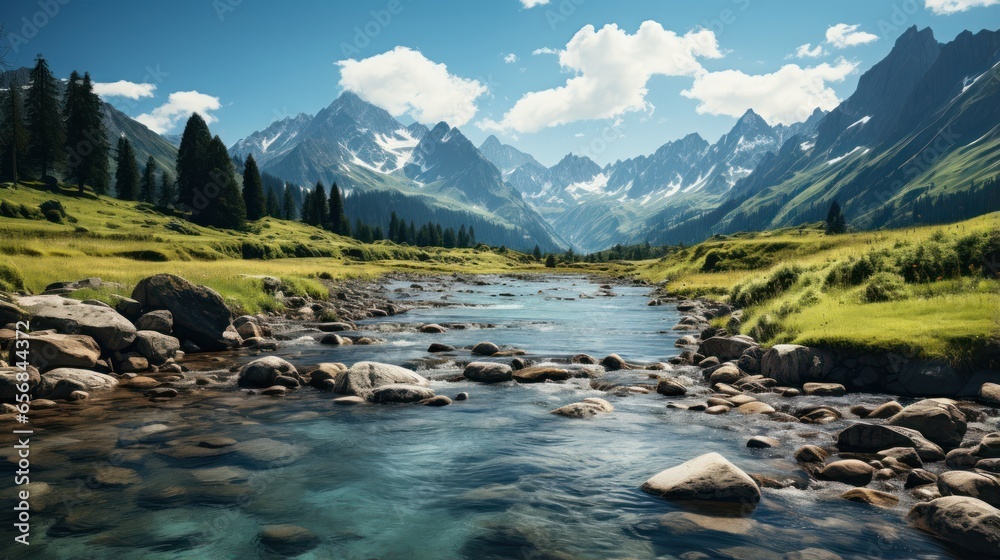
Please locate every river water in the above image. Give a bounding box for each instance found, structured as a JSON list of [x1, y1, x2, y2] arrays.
[[2, 275, 981, 559]]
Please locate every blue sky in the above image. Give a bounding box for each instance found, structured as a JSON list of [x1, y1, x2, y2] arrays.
[[4, 0, 998, 166]]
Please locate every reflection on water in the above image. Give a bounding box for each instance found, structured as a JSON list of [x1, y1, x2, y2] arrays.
[[0, 275, 964, 559]]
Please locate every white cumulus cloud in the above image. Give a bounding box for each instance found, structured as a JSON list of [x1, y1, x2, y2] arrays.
[[135, 91, 221, 134], [532, 47, 559, 55], [681, 58, 858, 125], [479, 21, 722, 133], [337, 46, 487, 127], [520, 0, 550, 7], [926, 0, 999, 13], [825, 23, 878, 49], [93, 80, 157, 100], [504, 53, 518, 64], [794, 43, 826, 58]]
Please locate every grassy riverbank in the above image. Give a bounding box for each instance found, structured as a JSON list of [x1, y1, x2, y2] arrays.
[[638, 214, 1000, 363], [0, 182, 628, 314]]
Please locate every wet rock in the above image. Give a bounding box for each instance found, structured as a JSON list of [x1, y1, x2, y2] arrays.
[[261, 385, 287, 396], [19, 332, 100, 371], [26, 299, 136, 351], [978, 383, 1000, 407], [641, 452, 761, 511], [333, 396, 366, 405], [878, 447, 923, 469], [946, 447, 982, 469], [656, 378, 687, 397], [68, 390, 89, 401], [798, 406, 842, 424], [699, 337, 757, 362], [907, 497, 1000, 555], [980, 433, 1000, 458], [148, 387, 178, 399], [126, 376, 159, 389], [334, 361, 429, 397], [705, 405, 731, 415], [114, 352, 149, 373], [570, 354, 598, 365], [550, 398, 614, 418], [464, 362, 513, 383], [320, 333, 347, 346], [93, 466, 142, 487], [803, 382, 846, 397], [0, 300, 28, 325], [131, 274, 234, 351], [760, 344, 833, 386], [888, 399, 967, 449], [232, 438, 299, 466], [836, 423, 945, 462], [259, 524, 320, 555], [675, 336, 698, 347], [698, 357, 721, 368], [868, 401, 903, 419], [421, 395, 452, 407], [36, 368, 117, 399], [906, 469, 938, 489], [794, 445, 829, 463], [736, 402, 775, 415], [819, 460, 875, 486], [135, 310, 173, 334], [370, 384, 435, 404], [419, 323, 447, 334], [513, 366, 572, 383], [601, 354, 629, 371], [198, 437, 237, 449], [709, 364, 743, 386], [134, 330, 180, 365], [428, 343, 456, 353], [747, 436, 780, 449], [937, 471, 1000, 507], [238, 357, 300, 389], [471, 341, 500, 356], [842, 488, 899, 508], [455, 392, 469, 401], [977, 459, 1000, 474]]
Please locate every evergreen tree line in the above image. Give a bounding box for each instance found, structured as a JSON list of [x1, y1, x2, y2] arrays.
[[909, 177, 1000, 226], [385, 211, 477, 248], [0, 55, 112, 195]]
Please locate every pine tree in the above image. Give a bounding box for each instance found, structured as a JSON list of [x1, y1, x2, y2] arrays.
[[825, 200, 846, 235], [175, 113, 212, 209], [241, 154, 266, 221], [25, 55, 64, 178], [113, 136, 139, 200], [157, 171, 175, 208], [63, 72, 109, 194], [0, 80, 27, 185], [457, 224, 468, 248], [468, 226, 476, 246], [545, 254, 556, 268], [197, 135, 246, 229], [308, 181, 327, 227], [443, 227, 456, 248], [282, 183, 296, 220], [139, 156, 157, 203], [388, 211, 400, 242], [408, 221, 416, 245], [328, 182, 350, 235], [265, 186, 280, 218]]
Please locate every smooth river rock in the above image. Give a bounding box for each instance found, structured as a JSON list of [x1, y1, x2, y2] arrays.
[[907, 496, 1000, 556], [641, 452, 761, 511], [334, 361, 429, 397], [887, 399, 967, 449], [464, 362, 514, 383], [836, 423, 945, 462]]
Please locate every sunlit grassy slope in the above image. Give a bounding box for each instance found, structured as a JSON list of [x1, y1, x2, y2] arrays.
[[638, 214, 1000, 361]]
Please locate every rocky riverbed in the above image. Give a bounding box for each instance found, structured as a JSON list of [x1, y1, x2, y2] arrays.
[[2, 273, 999, 558]]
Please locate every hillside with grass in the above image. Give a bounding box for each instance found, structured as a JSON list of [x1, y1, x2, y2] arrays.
[[0, 180, 593, 314], [639, 214, 1000, 364]]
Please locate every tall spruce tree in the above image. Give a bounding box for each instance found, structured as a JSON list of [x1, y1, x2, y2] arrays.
[[175, 113, 212, 209], [197, 135, 246, 229], [265, 186, 280, 218], [457, 224, 469, 248], [532, 245, 542, 260], [241, 154, 266, 220], [157, 171, 175, 208], [282, 183, 296, 220], [139, 156, 157, 203], [328, 182, 350, 235], [388, 212, 400, 242], [63, 72, 109, 194], [309, 181, 327, 228], [0, 80, 27, 185], [113, 136, 139, 200], [25, 55, 64, 178], [825, 200, 846, 235]]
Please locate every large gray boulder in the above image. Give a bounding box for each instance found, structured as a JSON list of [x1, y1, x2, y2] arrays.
[[17, 333, 100, 371], [463, 362, 513, 383], [333, 362, 429, 397], [698, 337, 757, 362], [641, 452, 761, 511], [370, 384, 435, 404], [979, 383, 1000, 407], [760, 344, 833, 386], [937, 471, 1000, 507], [135, 310, 173, 334], [134, 331, 181, 365], [908, 497, 1000, 555], [238, 357, 300, 389], [837, 422, 945, 462], [22, 297, 136, 351], [888, 399, 967, 449], [36, 368, 118, 399], [131, 274, 233, 351]]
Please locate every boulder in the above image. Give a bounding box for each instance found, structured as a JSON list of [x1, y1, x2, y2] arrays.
[[803, 382, 846, 397], [463, 362, 513, 383], [237, 357, 300, 389], [698, 337, 757, 362], [36, 368, 118, 399], [978, 383, 1000, 407], [937, 471, 1000, 507], [320, 333, 347, 346], [709, 364, 743, 386], [134, 331, 180, 365], [135, 310, 173, 334], [131, 274, 234, 351], [0, 300, 28, 325], [818, 460, 875, 486], [906, 469, 938, 489], [842, 488, 899, 508], [421, 395, 452, 407], [641, 452, 761, 511], [980, 433, 1000, 458], [333, 362, 429, 397], [25, 299, 136, 351], [114, 352, 149, 373], [419, 324, 447, 334], [550, 398, 614, 418], [794, 445, 829, 463], [656, 378, 687, 397], [570, 354, 598, 365], [370, 384, 436, 404], [18, 333, 100, 371], [259, 524, 320, 556], [428, 343, 456, 353], [736, 402, 775, 415], [907, 497, 1000, 556], [675, 335, 698, 347], [0, 366, 40, 400], [746, 436, 780, 449], [878, 447, 923, 469], [760, 344, 833, 386], [947, 447, 982, 469], [888, 399, 967, 449], [513, 366, 573, 383], [601, 354, 629, 371], [471, 341, 500, 356], [868, 401, 903, 419], [837, 423, 945, 462]]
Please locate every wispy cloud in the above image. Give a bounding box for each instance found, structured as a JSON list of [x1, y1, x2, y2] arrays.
[[504, 53, 518, 64], [825, 23, 878, 48], [93, 80, 156, 100], [519, 0, 550, 8], [135, 91, 221, 134], [793, 43, 826, 59], [925, 0, 999, 13]]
